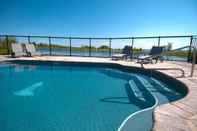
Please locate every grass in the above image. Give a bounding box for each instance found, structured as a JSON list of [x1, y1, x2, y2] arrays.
[[0, 48, 8, 55], [164, 51, 189, 58]]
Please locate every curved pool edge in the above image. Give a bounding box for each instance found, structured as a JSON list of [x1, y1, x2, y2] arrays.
[[117, 82, 159, 131], [116, 67, 189, 131], [152, 77, 197, 131], [3, 59, 193, 131]]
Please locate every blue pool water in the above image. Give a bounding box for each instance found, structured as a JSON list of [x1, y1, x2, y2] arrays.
[[0, 62, 185, 131]]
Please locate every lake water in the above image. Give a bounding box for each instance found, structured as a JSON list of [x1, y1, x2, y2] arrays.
[[38, 49, 188, 61]]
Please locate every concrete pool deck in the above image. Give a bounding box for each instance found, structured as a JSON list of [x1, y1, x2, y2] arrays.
[[0, 55, 197, 131]]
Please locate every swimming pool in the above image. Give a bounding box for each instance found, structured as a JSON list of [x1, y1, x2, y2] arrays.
[[0, 60, 187, 131]]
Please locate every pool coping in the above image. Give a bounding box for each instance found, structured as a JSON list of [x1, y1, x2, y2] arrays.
[[152, 78, 197, 131], [1, 57, 197, 131]]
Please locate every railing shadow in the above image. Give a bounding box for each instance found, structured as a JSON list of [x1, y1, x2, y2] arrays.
[[100, 97, 131, 105]]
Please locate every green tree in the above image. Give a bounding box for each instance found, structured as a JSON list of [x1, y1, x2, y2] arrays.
[[0, 37, 17, 54], [98, 45, 109, 49]]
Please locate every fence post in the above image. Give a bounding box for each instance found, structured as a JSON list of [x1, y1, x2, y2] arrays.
[[6, 35, 9, 55], [89, 38, 91, 57], [131, 37, 134, 60], [190, 37, 196, 77], [188, 36, 193, 62], [28, 36, 31, 44], [109, 38, 112, 57], [158, 36, 160, 46], [49, 37, 52, 56], [69, 37, 72, 56]]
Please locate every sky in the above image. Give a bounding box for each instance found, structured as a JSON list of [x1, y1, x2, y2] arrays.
[[0, 0, 197, 48]]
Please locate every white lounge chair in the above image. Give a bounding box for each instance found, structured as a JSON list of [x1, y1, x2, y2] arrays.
[[112, 46, 132, 60], [11, 43, 26, 57], [112, 54, 127, 60], [24, 44, 41, 56], [137, 46, 164, 64]]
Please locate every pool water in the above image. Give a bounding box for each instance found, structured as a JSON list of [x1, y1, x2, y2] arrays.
[[0, 63, 184, 131]]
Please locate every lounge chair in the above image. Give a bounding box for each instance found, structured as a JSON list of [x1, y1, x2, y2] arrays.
[[137, 46, 164, 64], [11, 43, 26, 57], [112, 45, 132, 60], [112, 54, 127, 60], [24, 44, 41, 56]]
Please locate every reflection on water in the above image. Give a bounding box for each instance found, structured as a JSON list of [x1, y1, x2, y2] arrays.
[[14, 82, 44, 96]]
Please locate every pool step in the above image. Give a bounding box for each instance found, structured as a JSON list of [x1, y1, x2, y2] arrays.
[[128, 75, 156, 107], [150, 78, 177, 93], [135, 75, 181, 104], [128, 79, 146, 101], [135, 75, 154, 90]]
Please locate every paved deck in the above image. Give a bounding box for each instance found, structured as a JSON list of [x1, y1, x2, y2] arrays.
[[0, 56, 197, 131]]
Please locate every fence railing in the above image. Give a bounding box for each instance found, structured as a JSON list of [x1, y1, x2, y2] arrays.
[[0, 34, 196, 59], [191, 37, 197, 77]]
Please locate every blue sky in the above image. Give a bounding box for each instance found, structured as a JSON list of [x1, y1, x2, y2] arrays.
[[0, 0, 197, 48]]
